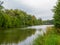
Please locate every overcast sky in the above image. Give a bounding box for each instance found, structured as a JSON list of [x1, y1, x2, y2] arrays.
[[1, 0, 57, 20]]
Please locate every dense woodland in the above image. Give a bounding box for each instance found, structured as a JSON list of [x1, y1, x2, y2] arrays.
[[0, 1, 54, 29], [0, 1, 43, 28]]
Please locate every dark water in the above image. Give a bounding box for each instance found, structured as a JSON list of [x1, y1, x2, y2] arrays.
[[0, 25, 53, 45]]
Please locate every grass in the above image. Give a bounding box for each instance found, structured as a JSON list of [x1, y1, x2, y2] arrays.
[[33, 27, 60, 45]]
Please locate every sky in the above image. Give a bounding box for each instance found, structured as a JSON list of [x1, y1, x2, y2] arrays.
[[1, 0, 57, 20]]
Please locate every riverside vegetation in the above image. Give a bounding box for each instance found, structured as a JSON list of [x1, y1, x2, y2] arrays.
[[33, 27, 60, 45], [0, 1, 54, 29], [33, 0, 60, 45], [0, 1, 42, 29]]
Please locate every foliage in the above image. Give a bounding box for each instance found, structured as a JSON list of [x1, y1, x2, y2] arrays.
[[33, 27, 60, 45], [53, 0, 60, 28], [0, 1, 42, 28], [43, 20, 53, 25], [0, 1, 4, 11]]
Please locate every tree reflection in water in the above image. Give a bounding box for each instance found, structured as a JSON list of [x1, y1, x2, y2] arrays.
[[0, 28, 36, 45]]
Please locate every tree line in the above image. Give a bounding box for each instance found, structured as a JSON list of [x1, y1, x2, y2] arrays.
[[0, 1, 42, 28], [43, 20, 53, 25]]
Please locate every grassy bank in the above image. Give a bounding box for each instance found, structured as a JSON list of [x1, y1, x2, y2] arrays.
[[33, 27, 60, 45]]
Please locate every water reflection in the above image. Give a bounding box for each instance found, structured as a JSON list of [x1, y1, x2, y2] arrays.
[[0, 28, 36, 45], [0, 25, 51, 45]]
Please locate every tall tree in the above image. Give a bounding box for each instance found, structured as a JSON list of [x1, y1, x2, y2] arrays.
[[53, 0, 60, 28], [0, 1, 4, 10]]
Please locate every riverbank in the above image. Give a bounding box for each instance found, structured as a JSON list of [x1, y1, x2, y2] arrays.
[[33, 27, 60, 45]]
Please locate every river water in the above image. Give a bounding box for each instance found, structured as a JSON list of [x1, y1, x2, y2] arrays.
[[0, 25, 53, 45]]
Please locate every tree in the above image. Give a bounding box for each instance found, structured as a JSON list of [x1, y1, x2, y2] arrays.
[[37, 18, 42, 25], [0, 1, 4, 10], [53, 0, 60, 28]]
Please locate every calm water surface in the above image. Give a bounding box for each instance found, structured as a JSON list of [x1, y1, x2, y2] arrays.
[[0, 25, 53, 45]]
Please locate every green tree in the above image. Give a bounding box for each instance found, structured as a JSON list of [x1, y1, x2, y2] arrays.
[[53, 0, 60, 28], [0, 1, 4, 11], [37, 18, 42, 25]]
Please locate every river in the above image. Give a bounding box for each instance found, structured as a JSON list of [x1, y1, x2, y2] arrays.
[[0, 25, 53, 45]]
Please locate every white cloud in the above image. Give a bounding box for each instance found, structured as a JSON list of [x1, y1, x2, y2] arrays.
[[15, 0, 57, 9]]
